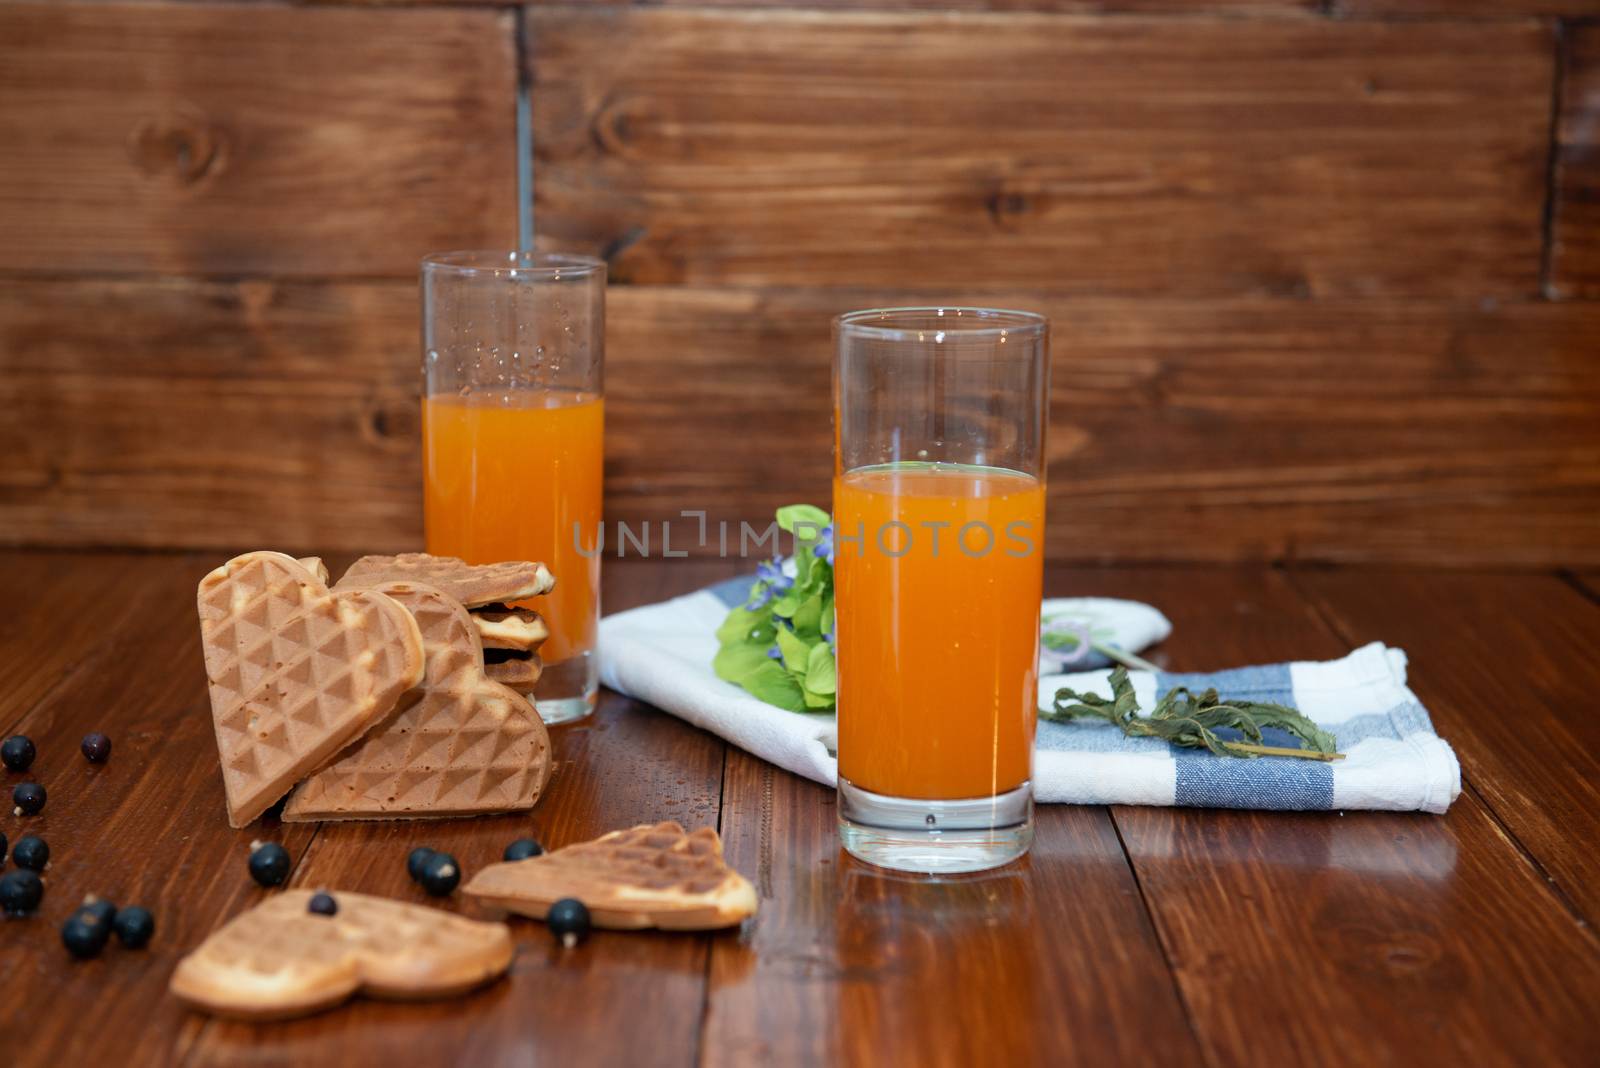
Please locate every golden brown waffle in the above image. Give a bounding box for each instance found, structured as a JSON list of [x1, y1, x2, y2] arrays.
[[296, 557, 329, 584], [197, 552, 426, 828], [464, 822, 758, 931], [170, 890, 512, 1020], [472, 608, 550, 652], [282, 581, 553, 821], [485, 653, 542, 690], [337, 553, 554, 608]]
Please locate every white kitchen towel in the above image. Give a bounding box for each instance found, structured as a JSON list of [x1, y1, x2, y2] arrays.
[[598, 576, 1459, 813]]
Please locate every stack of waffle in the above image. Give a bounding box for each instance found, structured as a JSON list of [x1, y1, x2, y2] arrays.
[[197, 551, 557, 828]]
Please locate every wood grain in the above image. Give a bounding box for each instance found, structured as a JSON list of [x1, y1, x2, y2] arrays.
[[0, 2, 517, 277], [530, 9, 1551, 297], [345, 0, 1319, 11], [1574, 572, 1600, 601], [0, 551, 196, 730], [1293, 570, 1600, 925], [3, 551, 1600, 1066], [705, 752, 1202, 1066], [1064, 565, 1600, 1067], [0, 550, 324, 1068], [1336, 0, 1600, 15], [5, 280, 1600, 567], [1548, 23, 1600, 299], [0, 278, 423, 551]]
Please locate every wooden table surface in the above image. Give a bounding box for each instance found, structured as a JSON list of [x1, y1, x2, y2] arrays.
[[2, 549, 1598, 1067]]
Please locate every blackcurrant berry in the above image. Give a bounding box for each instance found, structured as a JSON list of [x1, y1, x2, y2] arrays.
[[248, 841, 291, 887], [12, 835, 48, 872], [113, 906, 155, 949], [406, 846, 437, 883], [503, 838, 544, 862], [419, 852, 460, 897], [81, 733, 112, 763], [547, 898, 591, 948], [1, 735, 35, 772]]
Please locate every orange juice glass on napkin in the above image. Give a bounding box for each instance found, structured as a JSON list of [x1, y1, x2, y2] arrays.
[[422, 252, 605, 724], [833, 308, 1049, 873]]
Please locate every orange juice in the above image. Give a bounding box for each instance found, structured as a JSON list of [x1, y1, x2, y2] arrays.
[[423, 389, 603, 663], [834, 463, 1044, 800]]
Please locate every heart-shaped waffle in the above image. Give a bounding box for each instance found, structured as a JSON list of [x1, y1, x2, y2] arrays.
[[282, 581, 553, 822], [471, 606, 551, 652], [336, 553, 554, 608], [464, 822, 758, 931], [198, 552, 426, 828], [170, 890, 512, 1020]]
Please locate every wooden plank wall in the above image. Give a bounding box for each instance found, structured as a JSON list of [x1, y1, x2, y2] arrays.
[[1, 0, 1598, 566]]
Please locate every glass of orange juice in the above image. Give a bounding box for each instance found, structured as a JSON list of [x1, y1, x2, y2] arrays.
[[833, 307, 1049, 873], [421, 251, 605, 724]]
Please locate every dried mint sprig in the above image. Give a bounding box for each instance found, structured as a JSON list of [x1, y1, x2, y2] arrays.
[[1047, 666, 1343, 761]]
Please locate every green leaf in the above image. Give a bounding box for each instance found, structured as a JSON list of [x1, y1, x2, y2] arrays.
[[775, 626, 811, 673], [791, 592, 824, 638], [805, 643, 837, 695], [713, 642, 775, 686], [711, 503, 837, 715], [776, 504, 830, 537], [737, 660, 808, 712], [716, 605, 773, 647], [801, 684, 836, 710]]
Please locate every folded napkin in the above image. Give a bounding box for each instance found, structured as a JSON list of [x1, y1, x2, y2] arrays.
[[599, 577, 1460, 814]]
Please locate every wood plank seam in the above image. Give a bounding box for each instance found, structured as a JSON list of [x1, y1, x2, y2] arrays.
[[1561, 569, 1600, 604], [694, 742, 732, 1068], [1104, 808, 1215, 1066], [1542, 18, 1570, 297], [175, 819, 329, 1068], [1283, 567, 1600, 937], [1461, 778, 1600, 939]]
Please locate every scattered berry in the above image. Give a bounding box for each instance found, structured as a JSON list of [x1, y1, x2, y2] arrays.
[[1, 735, 35, 772], [81, 733, 112, 764], [307, 892, 338, 916], [503, 838, 544, 862], [419, 852, 460, 897], [0, 869, 44, 915], [12, 781, 45, 816], [78, 895, 116, 926], [12, 835, 48, 872], [113, 906, 155, 948], [406, 846, 437, 883], [61, 914, 109, 959], [247, 841, 291, 887], [547, 898, 591, 948]]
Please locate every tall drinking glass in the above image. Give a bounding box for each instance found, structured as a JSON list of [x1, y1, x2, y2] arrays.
[[421, 251, 605, 724], [833, 307, 1049, 873]]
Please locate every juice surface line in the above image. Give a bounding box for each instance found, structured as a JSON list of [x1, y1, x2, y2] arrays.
[[423, 390, 604, 663], [833, 462, 1044, 801]]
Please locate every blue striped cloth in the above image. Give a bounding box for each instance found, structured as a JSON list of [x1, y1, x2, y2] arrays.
[[598, 577, 1460, 814], [1037, 648, 1458, 812]]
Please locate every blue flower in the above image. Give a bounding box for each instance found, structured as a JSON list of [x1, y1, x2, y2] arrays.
[[745, 584, 775, 610], [813, 525, 834, 564], [756, 556, 794, 592], [766, 644, 783, 660]]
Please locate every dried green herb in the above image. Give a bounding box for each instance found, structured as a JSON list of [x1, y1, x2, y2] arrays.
[[1047, 666, 1343, 761]]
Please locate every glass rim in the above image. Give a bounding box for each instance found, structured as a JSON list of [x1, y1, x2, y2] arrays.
[[421, 250, 606, 278], [834, 306, 1047, 341]]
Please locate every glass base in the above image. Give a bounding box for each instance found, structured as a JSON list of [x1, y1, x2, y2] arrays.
[[837, 776, 1033, 874], [532, 651, 598, 725]]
